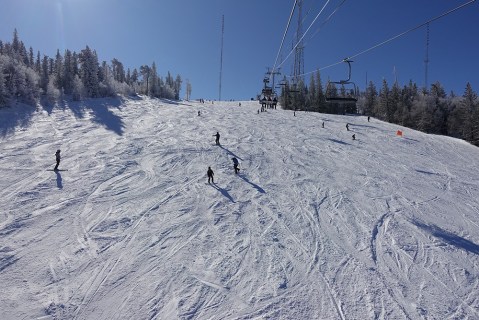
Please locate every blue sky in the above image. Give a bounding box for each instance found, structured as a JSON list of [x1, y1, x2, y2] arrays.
[[1, 0, 478, 100]]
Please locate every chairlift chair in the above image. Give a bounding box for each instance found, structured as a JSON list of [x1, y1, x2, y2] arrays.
[[325, 59, 359, 103]]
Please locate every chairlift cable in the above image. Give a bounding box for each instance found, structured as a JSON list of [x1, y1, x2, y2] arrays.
[[277, 0, 333, 70], [303, 0, 347, 49], [348, 0, 477, 60], [271, 0, 298, 77], [296, 0, 477, 78], [292, 0, 317, 43]]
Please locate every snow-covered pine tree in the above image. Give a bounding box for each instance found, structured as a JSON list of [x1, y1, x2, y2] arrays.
[[139, 65, 150, 95], [54, 49, 63, 93], [307, 74, 316, 111], [185, 79, 192, 101], [78, 46, 99, 98], [174, 74, 182, 100], [62, 50, 74, 95]]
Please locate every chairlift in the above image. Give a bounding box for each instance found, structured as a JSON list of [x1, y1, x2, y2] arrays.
[[325, 59, 359, 103], [288, 81, 300, 93]]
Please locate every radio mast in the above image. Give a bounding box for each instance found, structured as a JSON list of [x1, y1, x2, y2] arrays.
[[219, 15, 225, 101]]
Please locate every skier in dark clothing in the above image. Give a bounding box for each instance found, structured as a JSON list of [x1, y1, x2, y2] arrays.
[[367, 116, 370, 122], [346, 123, 350, 131], [207, 166, 214, 183], [213, 132, 220, 145], [54, 149, 61, 171], [232, 157, 240, 174], [352, 134, 356, 140]]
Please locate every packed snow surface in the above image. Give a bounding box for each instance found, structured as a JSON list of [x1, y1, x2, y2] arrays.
[[1, 97, 479, 320]]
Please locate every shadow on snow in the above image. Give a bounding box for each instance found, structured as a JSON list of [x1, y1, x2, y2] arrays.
[[58, 96, 125, 135], [0, 104, 36, 138], [210, 183, 235, 203], [0, 96, 126, 137], [238, 174, 265, 194], [413, 220, 479, 255]]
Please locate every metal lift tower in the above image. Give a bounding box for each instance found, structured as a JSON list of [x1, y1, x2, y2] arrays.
[[424, 23, 430, 90], [293, 0, 304, 84]]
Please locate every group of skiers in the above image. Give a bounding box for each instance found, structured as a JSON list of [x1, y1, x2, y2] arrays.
[[207, 156, 239, 184], [207, 131, 241, 184], [51, 116, 369, 181]]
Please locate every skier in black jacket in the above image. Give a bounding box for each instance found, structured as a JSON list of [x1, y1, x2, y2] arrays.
[[232, 157, 240, 174], [207, 166, 214, 183], [54, 149, 61, 171], [213, 132, 220, 145]]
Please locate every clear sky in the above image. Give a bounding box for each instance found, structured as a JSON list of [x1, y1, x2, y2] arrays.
[[1, 0, 478, 100]]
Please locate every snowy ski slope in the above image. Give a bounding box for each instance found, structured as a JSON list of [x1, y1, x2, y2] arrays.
[[0, 97, 478, 319]]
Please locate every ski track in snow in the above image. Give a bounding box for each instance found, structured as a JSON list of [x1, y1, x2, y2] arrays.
[[1, 97, 479, 319]]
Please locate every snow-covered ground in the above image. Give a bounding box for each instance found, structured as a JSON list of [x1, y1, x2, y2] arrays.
[[1, 97, 478, 320]]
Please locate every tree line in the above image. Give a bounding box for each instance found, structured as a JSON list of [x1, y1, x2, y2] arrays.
[[279, 71, 479, 147], [0, 29, 187, 107]]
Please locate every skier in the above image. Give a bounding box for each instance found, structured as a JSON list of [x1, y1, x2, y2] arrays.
[[367, 116, 370, 122], [54, 149, 61, 171], [213, 132, 220, 145], [346, 123, 350, 131], [198, 110, 201, 116], [352, 134, 356, 140], [322, 122, 325, 128], [207, 166, 214, 184], [232, 157, 240, 174]]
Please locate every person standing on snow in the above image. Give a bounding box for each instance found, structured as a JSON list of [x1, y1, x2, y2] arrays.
[[213, 132, 220, 145], [207, 166, 214, 184], [232, 157, 240, 174], [54, 149, 61, 171]]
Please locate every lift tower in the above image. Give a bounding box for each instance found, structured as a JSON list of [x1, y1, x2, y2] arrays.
[[292, 0, 304, 85]]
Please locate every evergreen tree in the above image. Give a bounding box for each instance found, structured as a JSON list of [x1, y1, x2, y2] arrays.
[[41, 55, 49, 94], [377, 79, 389, 121], [174, 74, 182, 100], [131, 68, 138, 85], [388, 82, 400, 122], [111, 58, 125, 83], [19, 41, 29, 65], [364, 81, 377, 116], [462, 83, 478, 143], [63, 50, 74, 94], [72, 74, 84, 101], [35, 51, 41, 74], [28, 47, 34, 68], [307, 74, 316, 110], [72, 52, 79, 78], [139, 65, 150, 95], [315, 71, 326, 113], [185, 78, 192, 101], [149, 62, 158, 97], [78, 46, 100, 97], [54, 49, 63, 92], [126, 68, 131, 86], [0, 57, 7, 105], [12, 29, 20, 55]]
